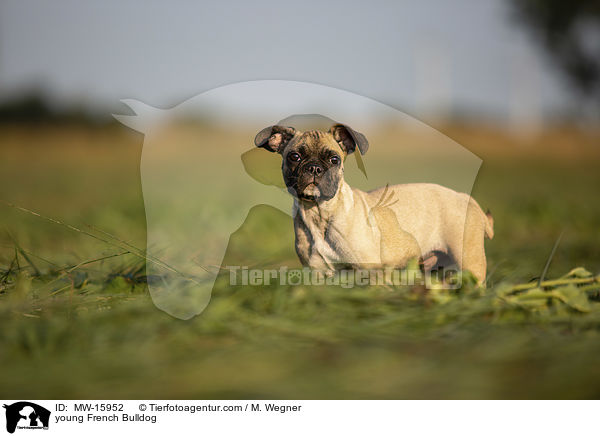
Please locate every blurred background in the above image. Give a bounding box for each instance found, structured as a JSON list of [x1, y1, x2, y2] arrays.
[[1, 0, 599, 277], [0, 0, 598, 126], [1, 0, 600, 399]]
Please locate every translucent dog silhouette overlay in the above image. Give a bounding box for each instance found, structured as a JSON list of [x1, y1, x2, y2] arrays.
[[115, 80, 482, 320]]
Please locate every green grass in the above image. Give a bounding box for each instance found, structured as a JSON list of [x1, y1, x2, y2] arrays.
[[1, 124, 600, 399]]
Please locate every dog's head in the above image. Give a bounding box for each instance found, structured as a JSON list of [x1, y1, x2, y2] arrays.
[[254, 124, 369, 202]]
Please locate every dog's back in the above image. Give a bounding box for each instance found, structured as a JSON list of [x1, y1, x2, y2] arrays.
[[361, 183, 492, 279]]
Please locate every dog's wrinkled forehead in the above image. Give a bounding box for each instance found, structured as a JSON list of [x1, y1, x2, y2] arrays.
[[287, 130, 343, 154], [255, 123, 369, 157]]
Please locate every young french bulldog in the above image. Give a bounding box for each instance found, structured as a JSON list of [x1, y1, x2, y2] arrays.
[[254, 123, 494, 283]]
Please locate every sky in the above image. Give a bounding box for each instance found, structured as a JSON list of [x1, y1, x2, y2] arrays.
[[0, 0, 579, 125]]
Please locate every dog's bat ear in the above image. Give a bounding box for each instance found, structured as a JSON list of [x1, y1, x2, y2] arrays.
[[329, 124, 369, 155], [254, 125, 297, 153]]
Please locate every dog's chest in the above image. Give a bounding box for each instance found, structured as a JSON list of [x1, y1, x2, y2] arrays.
[[296, 206, 371, 268]]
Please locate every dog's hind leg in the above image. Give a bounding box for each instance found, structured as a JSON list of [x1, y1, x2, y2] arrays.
[[450, 203, 488, 285], [460, 229, 487, 284]]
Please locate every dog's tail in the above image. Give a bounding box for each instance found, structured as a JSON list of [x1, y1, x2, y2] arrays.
[[484, 209, 494, 239]]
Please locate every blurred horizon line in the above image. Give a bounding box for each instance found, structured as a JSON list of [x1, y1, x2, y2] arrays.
[[0, 87, 597, 131]]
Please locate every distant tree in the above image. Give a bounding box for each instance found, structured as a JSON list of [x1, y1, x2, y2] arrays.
[[0, 93, 107, 125], [0, 94, 53, 123], [509, 0, 600, 104]]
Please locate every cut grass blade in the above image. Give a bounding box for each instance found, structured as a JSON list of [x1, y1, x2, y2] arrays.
[[1, 200, 201, 286], [5, 230, 42, 276], [86, 223, 210, 276], [538, 231, 564, 287]]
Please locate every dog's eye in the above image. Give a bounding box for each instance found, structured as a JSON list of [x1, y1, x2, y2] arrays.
[[288, 152, 301, 162], [329, 156, 340, 165]]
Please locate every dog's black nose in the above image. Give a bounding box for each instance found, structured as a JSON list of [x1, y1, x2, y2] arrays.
[[306, 164, 323, 176]]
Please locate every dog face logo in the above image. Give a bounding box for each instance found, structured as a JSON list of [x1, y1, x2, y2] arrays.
[[3, 402, 50, 434]]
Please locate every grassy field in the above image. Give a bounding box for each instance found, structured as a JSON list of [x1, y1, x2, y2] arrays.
[[1, 122, 600, 399]]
